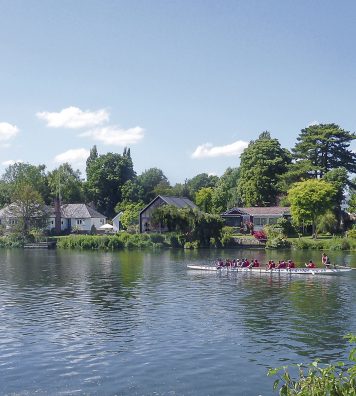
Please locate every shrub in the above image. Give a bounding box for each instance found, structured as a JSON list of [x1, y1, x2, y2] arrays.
[[266, 237, 291, 249], [268, 334, 356, 395]]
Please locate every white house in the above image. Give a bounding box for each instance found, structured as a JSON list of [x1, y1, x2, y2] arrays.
[[47, 203, 106, 232], [0, 203, 106, 234]]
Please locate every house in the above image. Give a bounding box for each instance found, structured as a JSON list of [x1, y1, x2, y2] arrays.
[[48, 203, 106, 233], [221, 207, 291, 231], [0, 203, 106, 234], [112, 212, 123, 232], [139, 195, 197, 233]]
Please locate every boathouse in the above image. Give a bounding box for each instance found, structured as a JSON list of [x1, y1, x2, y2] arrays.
[[139, 195, 197, 233], [221, 206, 291, 231]]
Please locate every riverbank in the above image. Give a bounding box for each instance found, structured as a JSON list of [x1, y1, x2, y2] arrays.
[[52, 233, 356, 251], [1, 232, 356, 251]]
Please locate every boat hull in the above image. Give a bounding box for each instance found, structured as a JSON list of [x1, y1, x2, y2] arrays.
[[187, 265, 352, 275]]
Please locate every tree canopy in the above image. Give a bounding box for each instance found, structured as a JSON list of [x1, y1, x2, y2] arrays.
[[86, 150, 135, 217], [47, 163, 84, 203], [293, 123, 356, 177], [288, 179, 335, 236], [237, 132, 291, 206]]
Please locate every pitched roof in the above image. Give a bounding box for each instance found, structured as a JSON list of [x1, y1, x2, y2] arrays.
[[140, 195, 198, 215], [160, 196, 197, 209], [222, 206, 291, 216], [60, 204, 105, 219]]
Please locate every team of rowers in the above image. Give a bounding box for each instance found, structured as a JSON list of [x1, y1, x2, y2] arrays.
[[216, 253, 332, 270]]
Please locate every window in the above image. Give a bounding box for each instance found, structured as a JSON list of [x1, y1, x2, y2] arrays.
[[254, 218, 261, 226], [76, 219, 83, 225], [268, 217, 277, 224]]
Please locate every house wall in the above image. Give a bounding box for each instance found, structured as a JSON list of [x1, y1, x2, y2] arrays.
[[48, 216, 106, 232], [113, 216, 121, 232], [140, 197, 166, 233], [252, 215, 283, 231]]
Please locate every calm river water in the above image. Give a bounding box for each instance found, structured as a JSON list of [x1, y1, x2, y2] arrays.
[[0, 248, 355, 395]]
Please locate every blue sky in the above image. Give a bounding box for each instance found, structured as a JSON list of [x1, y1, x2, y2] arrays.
[[0, 0, 355, 184]]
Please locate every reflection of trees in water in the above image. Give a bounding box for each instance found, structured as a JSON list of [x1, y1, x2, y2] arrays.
[[237, 274, 352, 362]]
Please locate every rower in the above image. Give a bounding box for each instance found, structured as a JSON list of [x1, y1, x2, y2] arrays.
[[322, 252, 331, 268], [287, 260, 295, 269], [306, 260, 316, 268], [277, 260, 286, 269]]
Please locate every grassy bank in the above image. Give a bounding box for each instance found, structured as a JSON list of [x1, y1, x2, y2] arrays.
[[56, 232, 187, 250], [288, 236, 356, 251]]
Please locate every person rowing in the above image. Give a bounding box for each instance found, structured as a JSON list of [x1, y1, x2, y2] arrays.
[[266, 260, 276, 270], [287, 259, 295, 269], [322, 252, 331, 268], [277, 260, 287, 269], [305, 260, 316, 268]]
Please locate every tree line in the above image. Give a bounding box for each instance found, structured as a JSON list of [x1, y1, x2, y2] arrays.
[[0, 123, 355, 236]]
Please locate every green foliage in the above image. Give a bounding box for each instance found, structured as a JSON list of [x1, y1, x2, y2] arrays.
[[115, 201, 144, 230], [9, 183, 49, 238], [2, 162, 50, 204], [264, 222, 292, 248], [195, 187, 214, 213], [288, 179, 335, 236], [347, 227, 356, 239], [47, 163, 84, 203], [316, 211, 338, 235], [292, 123, 356, 177], [237, 131, 291, 206], [211, 167, 241, 213], [85, 150, 135, 217], [151, 206, 224, 247], [185, 173, 219, 200], [137, 168, 171, 203], [268, 334, 356, 395], [348, 193, 356, 214]]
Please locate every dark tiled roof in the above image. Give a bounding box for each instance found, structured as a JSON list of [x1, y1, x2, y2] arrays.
[[160, 196, 198, 209], [0, 203, 106, 219], [223, 206, 291, 216], [60, 204, 105, 219]]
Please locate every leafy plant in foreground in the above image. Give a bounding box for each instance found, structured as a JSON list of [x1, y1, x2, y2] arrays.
[[268, 334, 356, 395]]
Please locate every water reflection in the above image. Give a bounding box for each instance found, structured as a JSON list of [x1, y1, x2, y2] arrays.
[[0, 248, 355, 395]]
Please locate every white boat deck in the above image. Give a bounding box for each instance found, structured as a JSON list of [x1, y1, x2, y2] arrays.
[[187, 265, 352, 275]]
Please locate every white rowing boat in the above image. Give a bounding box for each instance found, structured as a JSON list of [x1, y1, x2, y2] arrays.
[[187, 265, 352, 275]]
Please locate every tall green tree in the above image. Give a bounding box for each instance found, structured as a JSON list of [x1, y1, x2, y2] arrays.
[[185, 173, 219, 200], [47, 163, 84, 203], [195, 187, 214, 213], [322, 167, 349, 230], [288, 179, 335, 237], [2, 162, 50, 203], [86, 150, 135, 217], [137, 168, 170, 203], [211, 167, 241, 213], [8, 183, 49, 238], [292, 123, 356, 177], [237, 132, 291, 206], [86, 145, 98, 176]]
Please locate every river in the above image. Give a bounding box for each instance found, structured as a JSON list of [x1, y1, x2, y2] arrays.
[[0, 248, 355, 395]]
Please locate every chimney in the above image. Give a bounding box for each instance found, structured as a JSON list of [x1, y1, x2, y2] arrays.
[[54, 197, 61, 234]]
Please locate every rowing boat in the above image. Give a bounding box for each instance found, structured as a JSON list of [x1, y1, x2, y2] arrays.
[[187, 265, 352, 275]]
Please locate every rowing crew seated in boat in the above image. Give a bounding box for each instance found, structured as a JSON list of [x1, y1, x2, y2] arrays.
[[266, 260, 295, 270], [216, 258, 260, 268]]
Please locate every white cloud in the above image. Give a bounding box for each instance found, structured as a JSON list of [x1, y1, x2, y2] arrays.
[[81, 125, 144, 146], [192, 140, 249, 159], [1, 159, 23, 166], [36, 106, 109, 129], [307, 120, 320, 127], [0, 122, 19, 144], [54, 148, 90, 164]]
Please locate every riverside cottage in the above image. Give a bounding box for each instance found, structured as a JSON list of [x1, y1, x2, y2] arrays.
[[139, 195, 197, 233], [221, 206, 291, 231], [0, 203, 106, 234]]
